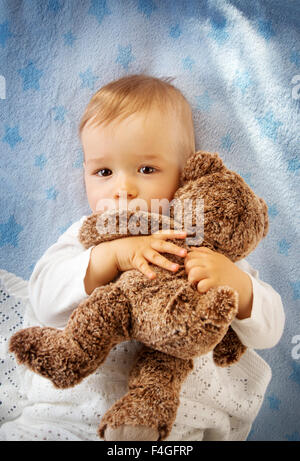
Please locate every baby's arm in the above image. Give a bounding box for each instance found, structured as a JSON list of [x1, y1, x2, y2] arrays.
[[28, 216, 97, 328], [231, 259, 285, 350], [84, 242, 119, 295]]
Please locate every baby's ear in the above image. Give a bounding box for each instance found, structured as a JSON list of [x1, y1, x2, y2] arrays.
[[180, 150, 225, 185]]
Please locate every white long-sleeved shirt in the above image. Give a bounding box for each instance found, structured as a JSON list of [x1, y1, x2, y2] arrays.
[[17, 215, 285, 442], [28, 215, 285, 350]]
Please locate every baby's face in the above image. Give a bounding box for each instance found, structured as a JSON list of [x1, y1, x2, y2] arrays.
[[82, 108, 183, 216]]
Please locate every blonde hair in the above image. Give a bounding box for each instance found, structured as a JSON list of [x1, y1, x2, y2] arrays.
[[79, 74, 195, 165]]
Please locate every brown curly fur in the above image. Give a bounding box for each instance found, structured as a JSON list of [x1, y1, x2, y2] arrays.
[[9, 150, 268, 440]]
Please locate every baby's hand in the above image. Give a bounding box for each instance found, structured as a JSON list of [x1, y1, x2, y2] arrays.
[[111, 230, 188, 279], [184, 246, 253, 319], [184, 246, 238, 291]]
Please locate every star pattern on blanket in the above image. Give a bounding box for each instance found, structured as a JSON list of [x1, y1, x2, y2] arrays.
[[233, 70, 253, 94], [287, 157, 300, 174], [34, 154, 47, 170], [290, 281, 300, 300], [0, 216, 23, 248], [46, 186, 58, 201], [196, 91, 212, 112], [209, 12, 229, 44], [209, 26, 229, 44], [79, 67, 99, 90], [169, 24, 182, 39], [88, 0, 112, 25], [290, 50, 300, 68], [221, 133, 234, 152], [256, 19, 275, 41], [289, 361, 300, 386], [268, 204, 279, 219], [52, 106, 67, 124], [138, 0, 158, 19], [47, 0, 62, 14], [63, 31, 76, 47], [116, 45, 136, 70], [0, 20, 13, 48], [277, 239, 291, 256], [2, 125, 23, 149], [267, 394, 281, 410], [18, 62, 43, 91], [256, 111, 283, 141], [182, 56, 195, 72]]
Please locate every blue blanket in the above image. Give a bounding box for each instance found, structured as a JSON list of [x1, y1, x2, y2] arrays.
[[0, 0, 299, 441]]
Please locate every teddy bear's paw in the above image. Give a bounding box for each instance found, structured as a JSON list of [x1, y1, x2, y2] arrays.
[[205, 285, 239, 324], [9, 326, 90, 389], [98, 387, 175, 441], [9, 326, 48, 365], [213, 326, 247, 367], [104, 425, 159, 441]]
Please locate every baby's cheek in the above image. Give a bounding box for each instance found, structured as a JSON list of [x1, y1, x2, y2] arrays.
[[85, 186, 99, 213]]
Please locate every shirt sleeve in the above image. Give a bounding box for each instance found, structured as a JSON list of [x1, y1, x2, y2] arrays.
[[231, 259, 285, 350], [28, 216, 95, 329]]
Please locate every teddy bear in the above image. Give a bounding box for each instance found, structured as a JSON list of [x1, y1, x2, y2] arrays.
[[9, 150, 269, 441]]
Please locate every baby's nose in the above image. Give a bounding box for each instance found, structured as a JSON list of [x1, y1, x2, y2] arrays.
[[114, 189, 137, 200], [115, 190, 134, 198]]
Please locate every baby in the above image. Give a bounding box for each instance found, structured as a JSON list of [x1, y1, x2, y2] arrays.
[[20, 74, 285, 441]]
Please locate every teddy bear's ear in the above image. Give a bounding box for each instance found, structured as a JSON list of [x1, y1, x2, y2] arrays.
[[180, 150, 225, 185]]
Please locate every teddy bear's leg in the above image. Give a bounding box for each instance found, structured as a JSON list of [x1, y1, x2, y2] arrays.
[[98, 346, 193, 441], [9, 284, 131, 389], [213, 326, 247, 367]]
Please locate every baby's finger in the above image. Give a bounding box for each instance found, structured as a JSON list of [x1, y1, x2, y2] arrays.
[[143, 248, 179, 273], [132, 255, 157, 279], [195, 278, 212, 293], [184, 257, 206, 271], [150, 239, 187, 257], [187, 266, 208, 284]]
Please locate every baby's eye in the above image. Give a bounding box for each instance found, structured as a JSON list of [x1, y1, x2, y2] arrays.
[[139, 166, 156, 174], [96, 168, 112, 177]]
